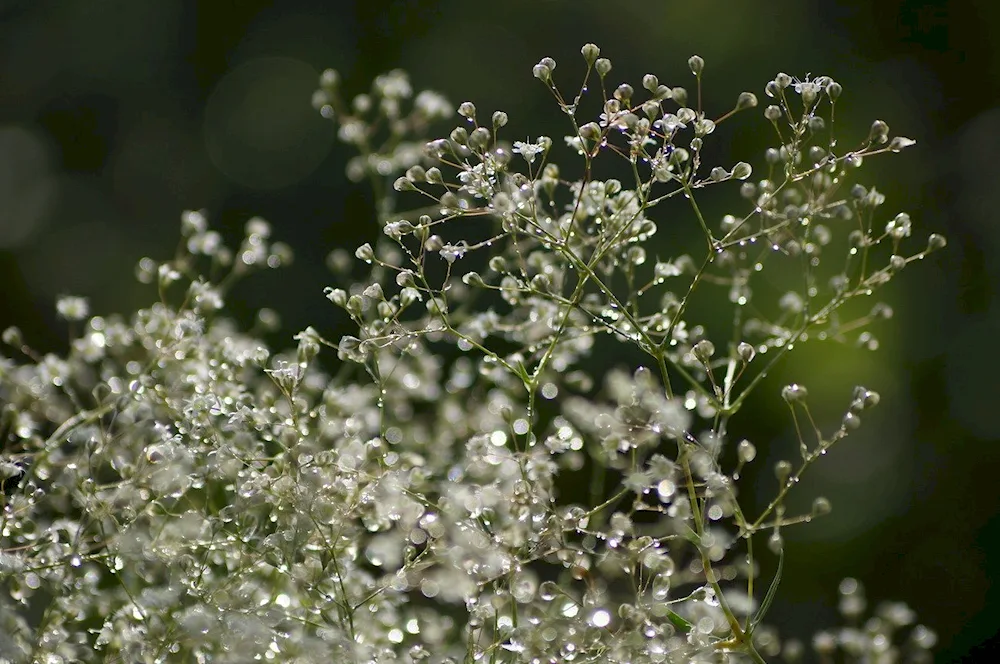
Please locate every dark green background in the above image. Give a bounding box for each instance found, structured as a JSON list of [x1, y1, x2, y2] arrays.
[[0, 1, 996, 661]]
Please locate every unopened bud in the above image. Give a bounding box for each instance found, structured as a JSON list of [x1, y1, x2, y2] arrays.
[[355, 243, 374, 263], [688, 55, 705, 76], [581, 43, 601, 66], [869, 120, 890, 144], [781, 383, 808, 403], [736, 92, 758, 110], [457, 101, 477, 120], [693, 339, 715, 360], [812, 496, 832, 516]]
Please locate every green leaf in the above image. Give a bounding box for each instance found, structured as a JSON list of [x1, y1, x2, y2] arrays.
[[665, 609, 693, 634], [749, 545, 783, 634]]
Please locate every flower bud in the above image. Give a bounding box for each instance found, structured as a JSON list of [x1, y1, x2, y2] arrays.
[[425, 167, 443, 184], [338, 335, 364, 362], [688, 55, 704, 76], [737, 342, 756, 363], [800, 83, 818, 107], [424, 139, 448, 159], [530, 273, 550, 291], [396, 270, 415, 287], [393, 176, 415, 192], [457, 101, 476, 120], [927, 233, 947, 251], [781, 383, 808, 403], [869, 120, 890, 144], [2, 326, 23, 346], [812, 496, 832, 516], [363, 283, 385, 301], [885, 212, 910, 238], [355, 243, 375, 263], [295, 327, 321, 366], [579, 122, 602, 141], [462, 272, 485, 287], [325, 287, 347, 307], [581, 43, 601, 66], [731, 162, 752, 180], [614, 83, 634, 103], [889, 136, 916, 152], [400, 287, 420, 307], [595, 58, 612, 77], [693, 339, 715, 361], [468, 127, 491, 150], [736, 91, 758, 110], [853, 386, 881, 409]]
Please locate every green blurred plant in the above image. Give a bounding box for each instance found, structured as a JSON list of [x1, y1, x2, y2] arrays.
[[0, 44, 944, 662]]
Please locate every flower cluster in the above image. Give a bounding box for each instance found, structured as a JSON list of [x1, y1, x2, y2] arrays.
[[0, 45, 943, 662]]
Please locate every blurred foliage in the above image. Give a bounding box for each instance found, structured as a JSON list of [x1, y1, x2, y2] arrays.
[[0, 0, 996, 660]]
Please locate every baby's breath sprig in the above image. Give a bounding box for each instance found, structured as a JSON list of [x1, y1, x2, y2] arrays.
[[0, 45, 941, 663]]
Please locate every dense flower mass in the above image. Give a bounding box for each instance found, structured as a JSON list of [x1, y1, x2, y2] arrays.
[[0, 45, 943, 662]]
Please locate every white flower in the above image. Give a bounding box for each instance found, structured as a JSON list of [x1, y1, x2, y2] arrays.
[[55, 295, 89, 321], [512, 139, 545, 164]]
